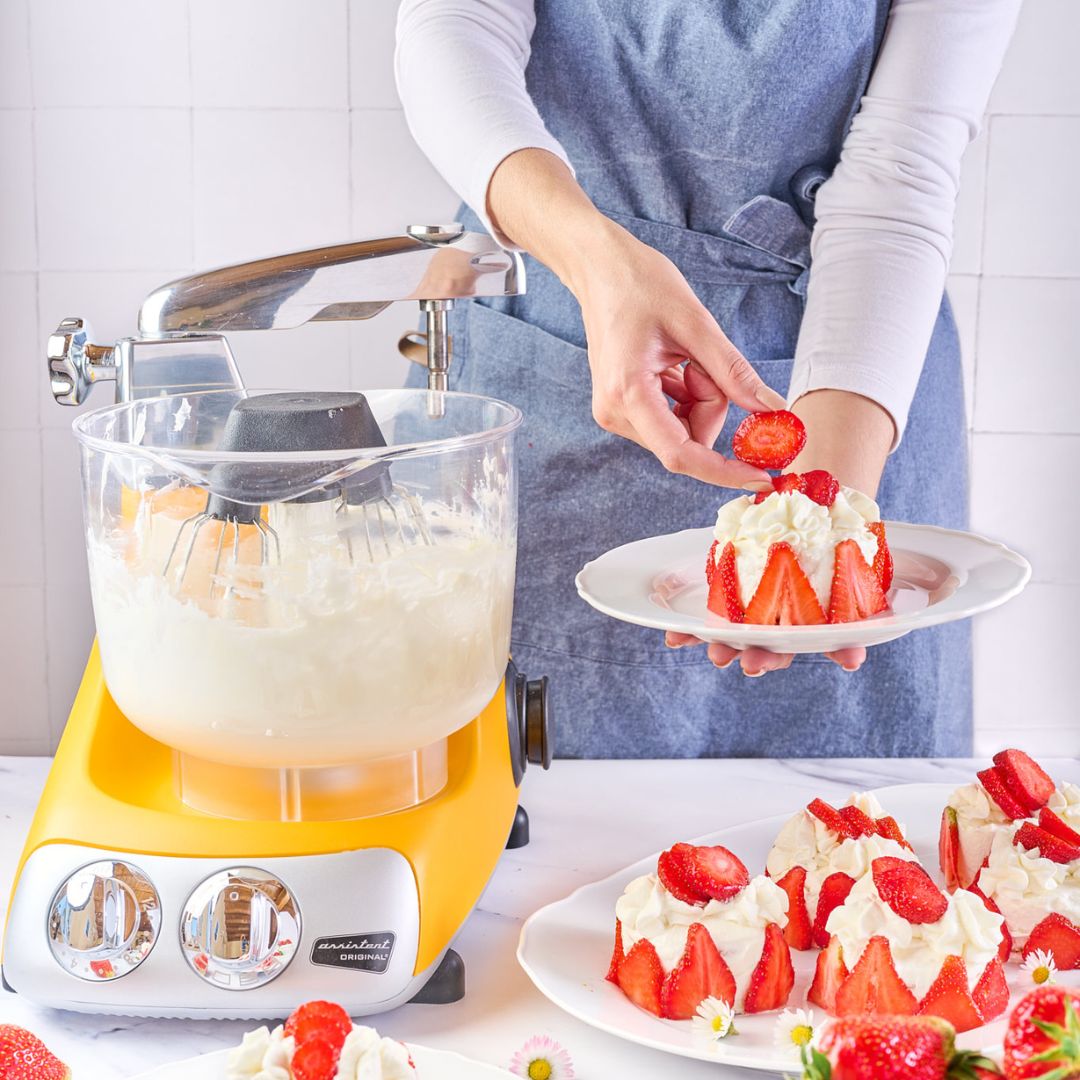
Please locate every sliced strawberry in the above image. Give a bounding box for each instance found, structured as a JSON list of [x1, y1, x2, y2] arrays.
[[807, 798, 858, 838], [706, 541, 745, 623], [705, 540, 719, 586], [872, 856, 948, 924], [743, 922, 795, 1013], [745, 542, 826, 625], [606, 919, 625, 983], [731, 410, 807, 470], [292, 1035, 342, 1080], [867, 521, 894, 593], [838, 805, 878, 838], [772, 472, 806, 495], [657, 843, 711, 905], [685, 845, 751, 902], [813, 872, 857, 949], [660, 923, 736, 1019], [617, 938, 664, 1015], [1023, 913, 1080, 971], [834, 936, 918, 1017], [874, 814, 914, 852], [977, 766, 1028, 821], [939, 807, 961, 891], [1014, 822, 1080, 864], [802, 469, 840, 508], [994, 749, 1055, 814], [827, 538, 889, 624], [775, 866, 812, 951], [808, 935, 849, 1013], [0, 1026, 70, 1080], [917, 955, 983, 1033], [972, 957, 1010, 1022], [285, 1001, 352, 1053], [1040, 808, 1080, 847], [966, 880, 1013, 962]]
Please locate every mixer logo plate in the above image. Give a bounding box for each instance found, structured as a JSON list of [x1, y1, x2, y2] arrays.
[[310, 932, 396, 973]]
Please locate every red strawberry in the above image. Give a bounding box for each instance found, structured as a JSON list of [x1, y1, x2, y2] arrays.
[[1022, 913, 1080, 971], [966, 880, 1013, 962], [753, 491, 769, 504], [776, 866, 813, 950], [284, 1000, 352, 1053], [745, 542, 827, 625], [743, 922, 794, 1013], [917, 955, 983, 1033], [802, 469, 840, 508], [875, 814, 914, 851], [1003, 985, 1080, 1080], [834, 936, 918, 1017], [772, 471, 806, 495], [0, 1027, 70, 1080], [1040, 808, 1080, 847], [660, 923, 736, 1019], [838, 805, 878, 838], [731, 409, 807, 470], [808, 935, 850, 1013], [813, 872, 857, 949], [827, 538, 889, 623], [940, 807, 961, 890], [973, 957, 1010, 1022], [808, 798, 859, 839], [977, 766, 1029, 821], [706, 542, 745, 623], [867, 521, 894, 593], [1014, 822, 1080, 864], [685, 844, 750, 902], [292, 1035, 342, 1080], [658, 843, 710, 906], [616, 938, 664, 1015], [606, 918, 625, 983], [872, 857, 948, 924], [705, 539, 719, 586], [994, 749, 1055, 815]]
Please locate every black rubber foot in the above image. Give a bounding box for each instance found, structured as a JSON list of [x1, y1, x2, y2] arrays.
[[506, 804, 530, 849], [408, 948, 465, 1005], [1, 966, 14, 995]]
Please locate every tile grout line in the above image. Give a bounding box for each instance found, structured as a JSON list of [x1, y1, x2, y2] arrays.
[[186, 0, 196, 268], [345, 0, 356, 385]]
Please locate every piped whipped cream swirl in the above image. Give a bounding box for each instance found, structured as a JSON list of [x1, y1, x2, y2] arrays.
[[225, 1024, 415, 1080]]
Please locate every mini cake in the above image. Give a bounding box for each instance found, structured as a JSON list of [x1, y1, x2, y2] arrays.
[[607, 842, 794, 1018], [809, 856, 1009, 1033], [766, 793, 917, 950]]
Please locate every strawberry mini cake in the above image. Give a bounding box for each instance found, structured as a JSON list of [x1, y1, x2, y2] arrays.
[[766, 793, 917, 950], [607, 842, 794, 1019], [810, 856, 1009, 1033], [706, 411, 892, 625]]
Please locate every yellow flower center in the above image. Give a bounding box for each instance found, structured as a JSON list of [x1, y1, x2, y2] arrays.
[[711, 1016, 727, 1033], [1034, 965, 1052, 985], [791, 1024, 814, 1047], [528, 1059, 553, 1080]]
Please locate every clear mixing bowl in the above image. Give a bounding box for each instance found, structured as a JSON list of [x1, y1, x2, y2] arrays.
[[74, 388, 520, 772]]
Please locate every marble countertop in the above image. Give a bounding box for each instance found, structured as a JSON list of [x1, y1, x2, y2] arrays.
[[3, 756, 1074, 1080]]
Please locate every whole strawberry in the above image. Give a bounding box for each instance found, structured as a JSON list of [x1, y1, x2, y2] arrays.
[[0, 1025, 71, 1080], [1003, 985, 1080, 1079], [799, 1016, 1000, 1080]]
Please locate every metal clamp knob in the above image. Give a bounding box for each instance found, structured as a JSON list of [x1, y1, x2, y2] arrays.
[[47, 860, 161, 981], [179, 868, 300, 990], [46, 316, 117, 406]]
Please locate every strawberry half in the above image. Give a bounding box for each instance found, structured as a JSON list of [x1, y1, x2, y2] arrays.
[[802, 469, 840, 508], [731, 409, 806, 470], [939, 806, 961, 891], [657, 843, 711, 906], [1014, 822, 1080, 864], [284, 1001, 352, 1053], [292, 1035, 342, 1080], [917, 955, 983, 1033], [867, 520, 894, 593], [875, 814, 914, 852], [745, 542, 826, 625], [834, 936, 918, 1018], [775, 866, 813, 951], [973, 957, 1010, 1022], [807, 798, 858, 838], [837, 805, 877, 838], [977, 765, 1029, 821], [617, 938, 664, 1015], [0, 1026, 70, 1080], [660, 922, 736, 1019], [606, 918, 625, 983], [743, 922, 794, 1013], [705, 540, 719, 587], [684, 844, 750, 902], [872, 856, 948, 924], [827, 538, 888, 623], [1040, 807, 1080, 846], [966, 880, 1013, 962], [813, 872, 857, 949], [994, 749, 1055, 814], [706, 542, 744, 623], [1022, 912, 1080, 971], [772, 472, 806, 495], [1004, 985, 1080, 1080], [808, 935, 849, 1013]]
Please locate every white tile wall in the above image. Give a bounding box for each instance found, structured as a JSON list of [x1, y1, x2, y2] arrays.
[[0, 0, 1077, 755]]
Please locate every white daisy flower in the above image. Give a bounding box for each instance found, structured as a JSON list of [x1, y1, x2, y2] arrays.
[[691, 997, 737, 1042], [509, 1035, 575, 1080], [1022, 948, 1058, 986], [773, 1008, 817, 1053]]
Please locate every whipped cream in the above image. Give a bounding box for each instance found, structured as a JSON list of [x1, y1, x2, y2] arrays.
[[614, 873, 788, 1011], [1048, 783, 1080, 829], [765, 792, 917, 919], [978, 825, 1080, 946], [825, 872, 1003, 999], [711, 486, 880, 608], [226, 1026, 294, 1080], [225, 1024, 415, 1080], [947, 781, 1022, 879]]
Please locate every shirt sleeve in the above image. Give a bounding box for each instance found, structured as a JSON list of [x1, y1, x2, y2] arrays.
[[395, 0, 571, 246], [788, 0, 1021, 448]]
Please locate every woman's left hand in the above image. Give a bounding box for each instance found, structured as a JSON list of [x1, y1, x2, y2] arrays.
[[664, 631, 866, 675]]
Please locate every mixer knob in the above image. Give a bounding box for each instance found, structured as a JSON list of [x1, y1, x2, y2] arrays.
[[47, 860, 161, 981], [179, 868, 301, 990]]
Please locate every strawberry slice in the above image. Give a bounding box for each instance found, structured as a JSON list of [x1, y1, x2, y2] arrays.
[[731, 410, 807, 470], [808, 935, 849, 1013], [745, 542, 826, 625], [875, 814, 914, 852], [705, 540, 719, 586], [743, 922, 795, 1013], [972, 957, 1010, 1022], [706, 542, 745, 623], [685, 845, 750, 902], [917, 955, 983, 1033], [1040, 808, 1080, 846], [293, 1035, 343, 1080], [977, 766, 1028, 821], [606, 919, 625, 983], [660, 923, 736, 1019], [994, 749, 1055, 814], [838, 805, 878, 838], [872, 857, 948, 924], [939, 807, 961, 891], [867, 521, 894, 593], [775, 866, 813, 951], [772, 472, 806, 495], [658, 844, 710, 906], [807, 798, 858, 838], [966, 880, 1013, 962], [285, 1001, 352, 1053], [827, 538, 888, 623], [1014, 822, 1080, 864], [802, 469, 840, 508], [617, 938, 664, 1015], [834, 936, 918, 1017], [1022, 913, 1080, 970], [813, 872, 857, 949], [0, 1026, 69, 1080]]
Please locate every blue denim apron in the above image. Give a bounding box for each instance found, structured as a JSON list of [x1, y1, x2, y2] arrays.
[[414, 0, 972, 757]]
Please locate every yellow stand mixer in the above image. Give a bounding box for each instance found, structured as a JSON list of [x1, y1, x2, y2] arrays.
[[2, 227, 552, 1018]]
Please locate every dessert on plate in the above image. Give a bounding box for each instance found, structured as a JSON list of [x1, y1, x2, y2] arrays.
[[607, 841, 794, 1019], [765, 792, 917, 950], [706, 410, 893, 626]]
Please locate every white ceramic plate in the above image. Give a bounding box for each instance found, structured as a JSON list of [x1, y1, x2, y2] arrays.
[[575, 522, 1030, 653], [517, 782, 1075, 1074], [130, 1042, 511, 1079]]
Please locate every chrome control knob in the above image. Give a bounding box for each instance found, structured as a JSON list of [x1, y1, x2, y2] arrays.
[[47, 860, 160, 981], [180, 868, 300, 990]]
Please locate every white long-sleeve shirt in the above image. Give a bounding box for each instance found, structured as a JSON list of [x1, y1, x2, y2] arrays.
[[396, 0, 1020, 446]]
